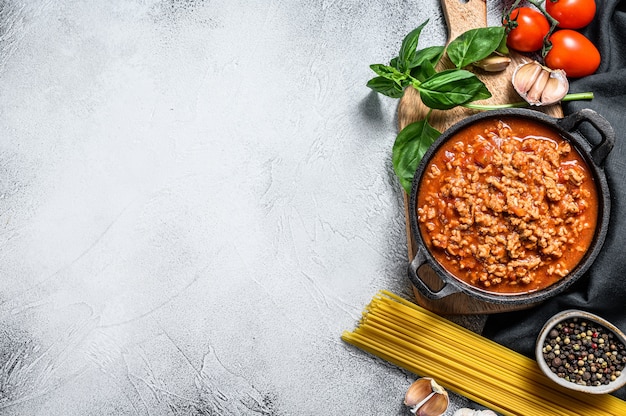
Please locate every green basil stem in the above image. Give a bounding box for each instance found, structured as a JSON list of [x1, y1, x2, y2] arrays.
[[462, 92, 594, 110]]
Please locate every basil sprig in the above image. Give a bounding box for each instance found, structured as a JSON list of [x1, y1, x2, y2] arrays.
[[367, 20, 506, 193], [392, 119, 440, 193], [417, 69, 491, 110], [447, 26, 507, 69]]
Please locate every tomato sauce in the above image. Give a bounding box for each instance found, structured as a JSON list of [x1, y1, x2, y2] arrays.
[[417, 118, 598, 294]]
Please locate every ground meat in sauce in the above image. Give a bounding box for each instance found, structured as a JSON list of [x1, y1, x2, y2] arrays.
[[417, 119, 598, 294]]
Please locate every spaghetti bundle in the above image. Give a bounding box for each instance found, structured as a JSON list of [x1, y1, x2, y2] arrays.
[[341, 291, 626, 416]]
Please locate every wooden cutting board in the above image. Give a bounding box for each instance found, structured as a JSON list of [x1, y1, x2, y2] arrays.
[[399, 0, 564, 314]]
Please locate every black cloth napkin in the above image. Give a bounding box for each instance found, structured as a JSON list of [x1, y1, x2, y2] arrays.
[[482, 0, 626, 400]]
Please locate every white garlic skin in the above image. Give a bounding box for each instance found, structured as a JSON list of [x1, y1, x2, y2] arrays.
[[404, 377, 449, 416], [453, 408, 498, 416], [512, 61, 543, 94], [473, 54, 511, 72], [512, 61, 569, 106], [541, 69, 569, 104]]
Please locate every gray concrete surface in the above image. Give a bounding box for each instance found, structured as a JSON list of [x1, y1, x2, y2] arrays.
[[0, 1, 502, 414]]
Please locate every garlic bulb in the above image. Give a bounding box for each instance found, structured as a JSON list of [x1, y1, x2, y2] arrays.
[[453, 408, 498, 416], [512, 61, 569, 106], [404, 377, 449, 416]]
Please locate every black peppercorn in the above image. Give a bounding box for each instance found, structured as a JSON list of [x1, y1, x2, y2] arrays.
[[541, 317, 626, 388]]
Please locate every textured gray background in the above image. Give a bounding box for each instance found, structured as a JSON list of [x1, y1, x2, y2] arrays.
[[0, 1, 501, 414]]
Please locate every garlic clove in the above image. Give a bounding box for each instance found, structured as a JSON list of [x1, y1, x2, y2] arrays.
[[512, 61, 570, 106], [404, 377, 449, 416], [404, 378, 433, 407], [512, 61, 543, 95], [526, 67, 550, 104], [473, 54, 512, 72], [541, 69, 569, 105], [415, 391, 449, 416]]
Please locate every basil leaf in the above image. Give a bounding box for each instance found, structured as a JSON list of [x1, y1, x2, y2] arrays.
[[496, 33, 509, 55], [408, 45, 445, 69], [369, 64, 408, 86], [447, 26, 506, 69], [408, 45, 444, 81], [418, 69, 491, 110], [393, 119, 440, 193], [410, 57, 436, 82], [366, 76, 404, 98], [397, 20, 429, 72]]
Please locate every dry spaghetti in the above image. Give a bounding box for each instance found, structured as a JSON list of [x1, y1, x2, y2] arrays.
[[341, 291, 626, 416]]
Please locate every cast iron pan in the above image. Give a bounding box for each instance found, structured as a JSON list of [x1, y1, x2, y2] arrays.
[[408, 108, 614, 305]]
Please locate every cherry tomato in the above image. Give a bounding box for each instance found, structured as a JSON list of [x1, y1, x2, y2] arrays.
[[505, 7, 550, 52], [546, 0, 596, 29], [545, 30, 601, 78]]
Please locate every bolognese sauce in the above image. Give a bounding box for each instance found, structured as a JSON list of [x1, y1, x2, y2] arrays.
[[417, 118, 598, 294]]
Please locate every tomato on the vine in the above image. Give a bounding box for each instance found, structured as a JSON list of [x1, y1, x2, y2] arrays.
[[546, 0, 596, 29], [544, 30, 601, 78], [504, 7, 550, 52]]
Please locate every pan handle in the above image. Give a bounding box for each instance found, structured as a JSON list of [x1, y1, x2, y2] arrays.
[[557, 108, 615, 166], [407, 248, 460, 300]]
